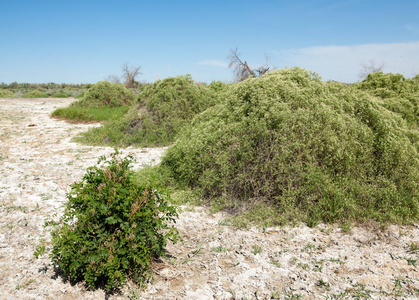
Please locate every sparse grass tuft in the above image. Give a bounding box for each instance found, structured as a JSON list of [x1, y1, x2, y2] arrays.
[[252, 244, 263, 255], [51, 105, 130, 122], [409, 242, 419, 252], [211, 245, 229, 253]]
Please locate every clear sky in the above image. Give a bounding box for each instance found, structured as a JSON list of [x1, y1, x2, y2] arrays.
[[1, 0, 418, 84]]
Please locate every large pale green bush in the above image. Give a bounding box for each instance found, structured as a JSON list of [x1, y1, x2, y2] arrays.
[[163, 68, 419, 226], [77, 75, 220, 147], [76, 81, 135, 108]]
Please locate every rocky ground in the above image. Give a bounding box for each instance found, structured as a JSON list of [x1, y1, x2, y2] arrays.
[[0, 97, 418, 300]]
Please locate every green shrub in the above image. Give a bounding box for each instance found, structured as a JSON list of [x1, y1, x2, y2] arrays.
[[22, 90, 49, 98], [52, 90, 72, 98], [0, 88, 16, 98], [76, 91, 86, 99], [208, 80, 229, 92], [356, 72, 419, 127], [41, 152, 179, 290], [76, 75, 220, 147], [133, 164, 178, 192], [162, 67, 419, 226], [76, 81, 135, 108], [51, 105, 130, 122]]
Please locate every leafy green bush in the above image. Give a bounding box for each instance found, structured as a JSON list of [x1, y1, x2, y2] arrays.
[[208, 80, 229, 92], [356, 72, 419, 127], [0, 88, 16, 98], [76, 81, 135, 108], [52, 81, 134, 122], [41, 152, 179, 290], [52, 90, 72, 98], [22, 90, 49, 98], [76, 91, 86, 99], [76, 75, 220, 147], [162, 68, 419, 226]]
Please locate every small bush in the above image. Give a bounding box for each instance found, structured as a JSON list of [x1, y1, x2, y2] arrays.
[[52, 90, 72, 98], [22, 90, 49, 98], [76, 91, 86, 99], [42, 152, 180, 290], [76, 81, 135, 108], [0, 89, 16, 98]]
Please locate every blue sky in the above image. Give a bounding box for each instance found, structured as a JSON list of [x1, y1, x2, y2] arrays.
[[1, 0, 418, 84]]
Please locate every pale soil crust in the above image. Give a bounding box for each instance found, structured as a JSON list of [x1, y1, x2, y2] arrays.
[[0, 97, 418, 300]]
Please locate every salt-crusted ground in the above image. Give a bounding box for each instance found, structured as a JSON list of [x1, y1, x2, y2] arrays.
[[0, 97, 418, 300]]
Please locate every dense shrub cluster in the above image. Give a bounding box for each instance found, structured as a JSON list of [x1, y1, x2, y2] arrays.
[[207, 80, 229, 92], [22, 90, 49, 98], [356, 72, 419, 127], [77, 75, 220, 147], [0, 88, 16, 98], [0, 81, 90, 90], [76, 81, 135, 108], [51, 90, 72, 98], [43, 152, 179, 290], [163, 68, 419, 226], [0, 82, 89, 98], [52, 81, 134, 122]]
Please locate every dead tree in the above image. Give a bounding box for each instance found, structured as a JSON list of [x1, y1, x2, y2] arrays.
[[105, 74, 121, 84], [228, 48, 271, 82], [358, 60, 385, 80], [122, 63, 142, 88]]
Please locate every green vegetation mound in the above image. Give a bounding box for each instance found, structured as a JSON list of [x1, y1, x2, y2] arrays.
[[76, 81, 135, 107], [77, 75, 220, 147], [37, 152, 179, 290], [51, 90, 72, 98], [51, 105, 130, 122], [0, 89, 16, 98], [52, 81, 134, 122], [356, 72, 419, 127], [22, 90, 49, 98], [163, 68, 419, 226]]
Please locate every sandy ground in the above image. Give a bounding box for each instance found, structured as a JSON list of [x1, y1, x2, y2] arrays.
[[0, 97, 418, 300]]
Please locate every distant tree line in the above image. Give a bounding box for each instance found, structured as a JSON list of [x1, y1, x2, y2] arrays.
[[0, 82, 92, 90]]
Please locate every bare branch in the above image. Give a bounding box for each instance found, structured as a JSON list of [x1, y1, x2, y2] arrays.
[[358, 60, 385, 80], [255, 53, 271, 76], [227, 48, 256, 81], [227, 48, 273, 82], [122, 63, 142, 88], [105, 74, 121, 84]]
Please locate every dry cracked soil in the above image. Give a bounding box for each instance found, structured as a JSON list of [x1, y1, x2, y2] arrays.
[[0, 97, 418, 300]]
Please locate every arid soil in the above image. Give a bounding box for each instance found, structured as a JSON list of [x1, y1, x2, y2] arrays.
[[0, 97, 418, 300]]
